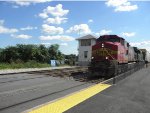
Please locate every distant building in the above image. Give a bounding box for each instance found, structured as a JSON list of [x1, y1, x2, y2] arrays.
[[76, 34, 97, 66]]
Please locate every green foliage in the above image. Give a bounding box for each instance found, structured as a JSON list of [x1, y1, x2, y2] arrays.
[[0, 61, 50, 69], [65, 54, 77, 65], [1, 46, 19, 63], [0, 44, 77, 67], [0, 44, 64, 63], [48, 44, 64, 60]]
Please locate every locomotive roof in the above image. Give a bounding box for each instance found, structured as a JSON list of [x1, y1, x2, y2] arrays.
[[99, 35, 125, 40], [76, 34, 97, 40]]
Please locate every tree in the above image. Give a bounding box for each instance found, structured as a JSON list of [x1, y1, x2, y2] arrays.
[[1, 46, 19, 63], [16, 44, 37, 62], [0, 48, 4, 62], [35, 45, 49, 63], [0, 44, 66, 64], [48, 44, 60, 60], [65, 54, 77, 65], [57, 51, 64, 60]]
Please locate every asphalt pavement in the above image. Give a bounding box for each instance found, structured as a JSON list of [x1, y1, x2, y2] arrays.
[[65, 66, 150, 113], [0, 73, 93, 113], [1, 66, 150, 113]]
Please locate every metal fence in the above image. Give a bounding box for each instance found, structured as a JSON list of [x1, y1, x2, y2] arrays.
[[103, 62, 146, 85]]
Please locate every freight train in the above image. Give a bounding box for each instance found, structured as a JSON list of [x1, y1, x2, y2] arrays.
[[88, 35, 150, 78]]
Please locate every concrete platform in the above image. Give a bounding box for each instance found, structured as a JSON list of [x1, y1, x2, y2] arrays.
[[65, 66, 150, 113]]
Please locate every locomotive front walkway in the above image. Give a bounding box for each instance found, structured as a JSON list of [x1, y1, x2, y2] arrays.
[[64, 66, 150, 113]]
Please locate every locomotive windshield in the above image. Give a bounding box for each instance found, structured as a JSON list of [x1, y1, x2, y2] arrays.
[[97, 36, 120, 42], [97, 37, 120, 43]]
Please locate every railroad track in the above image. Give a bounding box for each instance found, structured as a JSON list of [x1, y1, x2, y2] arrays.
[[0, 67, 89, 84], [0, 67, 111, 86], [0, 62, 145, 85]]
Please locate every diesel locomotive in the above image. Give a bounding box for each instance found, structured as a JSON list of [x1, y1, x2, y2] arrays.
[[88, 35, 150, 78]]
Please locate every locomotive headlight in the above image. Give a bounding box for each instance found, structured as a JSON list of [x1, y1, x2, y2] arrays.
[[102, 43, 104, 48], [106, 57, 108, 59], [91, 57, 94, 59]]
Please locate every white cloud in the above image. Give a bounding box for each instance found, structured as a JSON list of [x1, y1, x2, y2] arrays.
[[41, 42, 51, 45], [88, 19, 93, 23], [122, 32, 135, 37], [66, 24, 91, 35], [130, 41, 150, 46], [0, 26, 18, 34], [130, 42, 141, 46], [106, 0, 138, 12], [45, 17, 67, 25], [13, 1, 30, 6], [20, 26, 37, 31], [96, 29, 112, 36], [0, 20, 18, 34], [11, 34, 32, 39], [106, 0, 128, 7], [60, 43, 68, 46], [39, 35, 74, 41], [39, 4, 69, 26], [11, 0, 51, 7], [12, 5, 19, 8], [115, 4, 138, 12], [39, 12, 49, 19], [0, 20, 4, 25], [43, 4, 69, 17], [39, 4, 69, 19], [42, 24, 64, 35]]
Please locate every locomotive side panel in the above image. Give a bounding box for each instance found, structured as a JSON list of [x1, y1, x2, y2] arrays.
[[146, 51, 150, 62], [128, 46, 136, 62], [140, 49, 150, 62]]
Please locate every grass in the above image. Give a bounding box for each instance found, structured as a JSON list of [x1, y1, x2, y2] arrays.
[[0, 61, 50, 69]]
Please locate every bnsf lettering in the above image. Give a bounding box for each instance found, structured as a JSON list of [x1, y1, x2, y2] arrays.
[[92, 48, 117, 57]]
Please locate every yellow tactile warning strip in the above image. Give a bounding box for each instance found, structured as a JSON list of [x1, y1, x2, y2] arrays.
[[26, 83, 111, 113]]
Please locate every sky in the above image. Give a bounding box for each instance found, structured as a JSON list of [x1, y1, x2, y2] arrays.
[[0, 0, 150, 55]]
